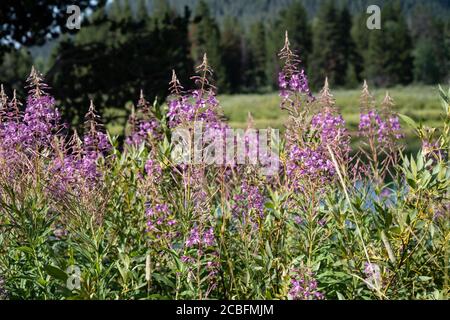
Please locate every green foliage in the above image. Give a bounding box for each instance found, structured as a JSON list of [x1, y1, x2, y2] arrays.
[[244, 22, 268, 91], [411, 5, 449, 84], [1, 86, 448, 300], [47, 1, 193, 128], [266, 1, 312, 88], [190, 0, 227, 91], [221, 17, 244, 93], [366, 2, 413, 87], [0, 48, 33, 97], [309, 1, 353, 89]]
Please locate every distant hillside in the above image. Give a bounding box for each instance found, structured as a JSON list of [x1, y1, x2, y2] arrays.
[[30, 0, 449, 61], [148, 0, 450, 24]]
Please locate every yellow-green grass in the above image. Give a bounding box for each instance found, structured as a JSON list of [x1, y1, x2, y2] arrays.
[[105, 85, 445, 153], [219, 85, 444, 153]]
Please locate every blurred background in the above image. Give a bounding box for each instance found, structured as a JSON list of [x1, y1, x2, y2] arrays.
[[0, 0, 449, 151]]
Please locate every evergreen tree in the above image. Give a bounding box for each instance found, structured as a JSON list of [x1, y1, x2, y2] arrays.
[[136, 0, 149, 22], [122, 0, 133, 22], [109, 0, 133, 22], [109, 0, 122, 21], [0, 48, 33, 95], [190, 0, 226, 91], [338, 7, 358, 87], [47, 2, 193, 127], [221, 17, 244, 93], [0, 0, 106, 57], [410, 4, 448, 84], [266, 1, 311, 88], [309, 1, 348, 88], [366, 1, 413, 86], [351, 12, 370, 80], [413, 39, 441, 84], [153, 0, 171, 18], [245, 21, 268, 91]]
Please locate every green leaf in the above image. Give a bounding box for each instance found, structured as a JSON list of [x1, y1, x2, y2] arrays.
[[418, 276, 432, 282], [16, 246, 34, 255], [399, 114, 418, 129], [337, 292, 346, 300], [44, 265, 68, 281], [265, 241, 273, 259]]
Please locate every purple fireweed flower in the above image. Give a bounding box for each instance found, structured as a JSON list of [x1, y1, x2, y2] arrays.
[[359, 110, 381, 133], [146, 203, 176, 240], [232, 182, 265, 221], [49, 154, 83, 195], [145, 158, 162, 184], [181, 255, 195, 264], [278, 33, 314, 111], [388, 116, 404, 140], [289, 70, 311, 95], [73, 101, 111, 184], [83, 131, 110, 154], [287, 145, 335, 187], [279, 70, 313, 105], [359, 89, 403, 145], [126, 92, 161, 146], [168, 90, 225, 130], [22, 94, 60, 148], [202, 227, 215, 247], [293, 215, 304, 225], [168, 64, 225, 131], [288, 269, 324, 300], [126, 119, 160, 146], [311, 111, 349, 148], [359, 110, 399, 143], [185, 225, 216, 248], [185, 226, 201, 247]]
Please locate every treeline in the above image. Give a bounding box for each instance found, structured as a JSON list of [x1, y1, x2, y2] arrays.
[[150, 0, 450, 25], [0, 0, 449, 124]]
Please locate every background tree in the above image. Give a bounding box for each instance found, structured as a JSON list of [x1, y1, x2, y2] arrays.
[[0, 0, 106, 54], [309, 1, 348, 88], [366, 1, 413, 86], [0, 48, 33, 96], [410, 5, 448, 84], [189, 0, 226, 91], [351, 12, 370, 81], [244, 22, 268, 91], [47, 1, 193, 129], [221, 17, 244, 93], [338, 7, 359, 88], [266, 1, 312, 88]]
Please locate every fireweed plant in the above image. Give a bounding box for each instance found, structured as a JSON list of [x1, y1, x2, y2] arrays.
[[0, 33, 449, 300]]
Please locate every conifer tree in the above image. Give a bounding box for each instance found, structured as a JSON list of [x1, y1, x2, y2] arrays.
[[221, 17, 244, 93], [245, 21, 268, 91], [338, 7, 357, 87], [136, 0, 149, 22], [309, 1, 347, 88], [190, 0, 226, 91], [351, 12, 370, 80], [153, 0, 171, 17], [266, 1, 312, 89], [411, 4, 448, 84], [366, 1, 413, 86]]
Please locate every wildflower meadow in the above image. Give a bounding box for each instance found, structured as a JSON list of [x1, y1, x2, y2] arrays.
[[0, 33, 449, 301]]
